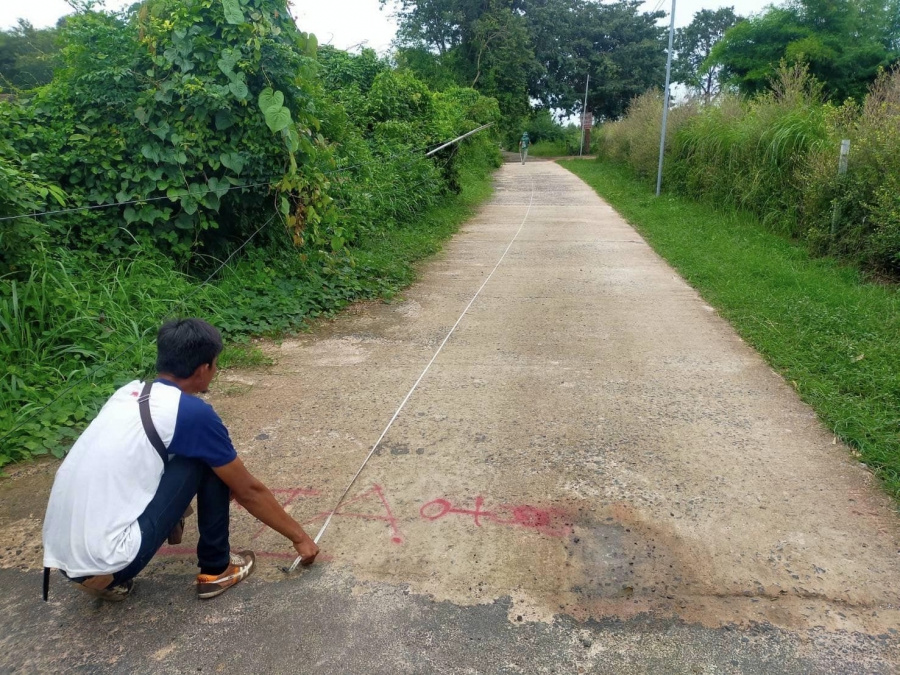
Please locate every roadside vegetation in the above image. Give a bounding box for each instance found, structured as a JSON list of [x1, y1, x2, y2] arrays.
[[1, 0, 897, 471], [0, 1, 500, 466], [598, 64, 900, 277]]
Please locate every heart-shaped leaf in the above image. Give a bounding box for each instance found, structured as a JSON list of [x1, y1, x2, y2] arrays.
[[140, 143, 161, 163], [208, 177, 230, 198], [215, 111, 234, 133], [222, 0, 245, 25], [285, 125, 300, 152], [217, 48, 239, 75], [229, 79, 249, 100], [220, 152, 245, 175], [202, 192, 221, 211], [264, 106, 292, 133], [258, 87, 284, 115], [181, 197, 199, 216], [149, 121, 170, 140], [306, 32, 318, 57]]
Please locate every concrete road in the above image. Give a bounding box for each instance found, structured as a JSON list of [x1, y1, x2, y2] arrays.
[[2, 161, 899, 673]]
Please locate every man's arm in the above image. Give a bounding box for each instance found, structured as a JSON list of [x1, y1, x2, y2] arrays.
[[213, 457, 319, 564]]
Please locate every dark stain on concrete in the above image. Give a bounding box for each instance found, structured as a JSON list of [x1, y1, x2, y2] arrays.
[[1, 567, 894, 675]]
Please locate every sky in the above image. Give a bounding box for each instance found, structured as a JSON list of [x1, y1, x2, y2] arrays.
[[3, 0, 775, 47]]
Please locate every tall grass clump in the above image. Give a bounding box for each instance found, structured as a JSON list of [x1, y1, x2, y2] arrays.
[[597, 63, 900, 277], [598, 90, 698, 177], [801, 66, 900, 270], [0, 248, 221, 462], [672, 65, 829, 237]]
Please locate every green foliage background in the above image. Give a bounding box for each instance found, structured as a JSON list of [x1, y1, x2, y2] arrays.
[[389, 0, 668, 136], [709, 0, 900, 102], [598, 64, 900, 276], [0, 0, 501, 466]]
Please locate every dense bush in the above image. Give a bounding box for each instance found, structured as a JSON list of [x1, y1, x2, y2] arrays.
[[598, 64, 900, 275], [0, 2, 500, 465]]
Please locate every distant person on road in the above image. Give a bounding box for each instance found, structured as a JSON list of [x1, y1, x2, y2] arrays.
[[42, 318, 320, 602], [519, 132, 530, 164]]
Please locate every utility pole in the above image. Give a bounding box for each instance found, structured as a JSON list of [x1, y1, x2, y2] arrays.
[[655, 0, 676, 196], [579, 73, 590, 157]]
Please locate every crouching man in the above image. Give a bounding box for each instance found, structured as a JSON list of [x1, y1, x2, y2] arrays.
[[42, 318, 319, 601]]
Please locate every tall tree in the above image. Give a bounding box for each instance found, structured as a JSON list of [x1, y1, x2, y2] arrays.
[[673, 7, 742, 102], [709, 0, 900, 101], [388, 0, 536, 123], [524, 0, 665, 119], [387, 0, 666, 124]]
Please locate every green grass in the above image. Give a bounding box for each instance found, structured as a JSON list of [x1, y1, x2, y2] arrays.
[[560, 158, 900, 500], [528, 140, 570, 157], [218, 342, 272, 369], [353, 165, 495, 291]]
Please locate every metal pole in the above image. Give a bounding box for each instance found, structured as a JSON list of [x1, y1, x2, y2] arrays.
[[831, 139, 851, 235], [580, 74, 590, 157], [655, 0, 676, 196]]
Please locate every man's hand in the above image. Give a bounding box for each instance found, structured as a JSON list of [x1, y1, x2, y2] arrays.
[[214, 457, 318, 561], [293, 536, 319, 566]]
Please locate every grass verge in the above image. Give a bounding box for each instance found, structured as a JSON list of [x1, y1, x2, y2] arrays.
[[352, 165, 495, 293], [560, 158, 900, 500]]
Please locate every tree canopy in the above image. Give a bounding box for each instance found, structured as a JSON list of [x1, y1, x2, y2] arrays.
[[710, 0, 900, 101], [673, 7, 743, 102], [387, 0, 667, 126], [0, 20, 61, 90]]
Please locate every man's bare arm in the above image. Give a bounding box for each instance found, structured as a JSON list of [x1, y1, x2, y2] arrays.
[[213, 457, 319, 564]]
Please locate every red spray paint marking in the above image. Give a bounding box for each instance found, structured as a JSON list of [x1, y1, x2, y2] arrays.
[[420, 497, 572, 538], [302, 484, 404, 544]]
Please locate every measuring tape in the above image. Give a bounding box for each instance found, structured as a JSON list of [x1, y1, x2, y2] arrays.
[[286, 176, 536, 573]]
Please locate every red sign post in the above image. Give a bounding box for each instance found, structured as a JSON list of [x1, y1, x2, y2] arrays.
[[581, 112, 593, 155]]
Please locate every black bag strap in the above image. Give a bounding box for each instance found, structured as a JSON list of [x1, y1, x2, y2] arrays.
[[138, 381, 168, 466], [42, 566, 50, 602]]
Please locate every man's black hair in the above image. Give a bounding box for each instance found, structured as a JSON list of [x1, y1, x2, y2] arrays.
[[156, 318, 223, 378]]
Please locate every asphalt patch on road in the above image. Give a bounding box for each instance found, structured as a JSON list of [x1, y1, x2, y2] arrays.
[[1, 566, 894, 674]]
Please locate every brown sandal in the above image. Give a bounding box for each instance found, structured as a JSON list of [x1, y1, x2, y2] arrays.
[[167, 505, 194, 545]]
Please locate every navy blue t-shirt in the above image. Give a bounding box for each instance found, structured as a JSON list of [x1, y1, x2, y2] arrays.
[[156, 378, 238, 468]]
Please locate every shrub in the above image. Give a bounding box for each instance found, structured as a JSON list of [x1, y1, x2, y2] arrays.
[[0, 4, 502, 465], [599, 90, 698, 177]]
